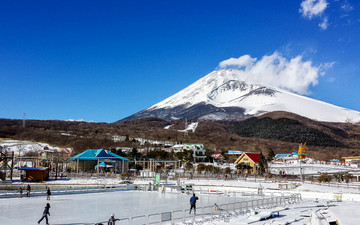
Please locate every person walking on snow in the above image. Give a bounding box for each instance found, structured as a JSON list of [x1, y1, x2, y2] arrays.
[[46, 187, 51, 200], [26, 184, 31, 197], [19, 187, 23, 198], [38, 203, 50, 225], [189, 193, 199, 214]]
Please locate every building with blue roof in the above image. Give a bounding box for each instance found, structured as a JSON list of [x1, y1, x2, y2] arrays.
[[68, 149, 129, 174]]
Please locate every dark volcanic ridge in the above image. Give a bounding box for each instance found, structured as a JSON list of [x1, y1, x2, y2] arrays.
[[117, 103, 249, 123]]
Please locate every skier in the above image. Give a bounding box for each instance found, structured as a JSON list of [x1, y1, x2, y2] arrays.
[[26, 184, 31, 197], [108, 213, 118, 225], [46, 187, 51, 200], [189, 193, 199, 214], [38, 203, 50, 225]]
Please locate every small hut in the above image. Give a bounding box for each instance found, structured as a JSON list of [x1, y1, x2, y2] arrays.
[[18, 167, 49, 181]]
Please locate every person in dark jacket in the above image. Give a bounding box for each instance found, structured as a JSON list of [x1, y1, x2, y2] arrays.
[[46, 187, 51, 200], [19, 187, 23, 198], [27, 184, 31, 197], [108, 213, 118, 225], [189, 194, 199, 214], [38, 203, 50, 224]]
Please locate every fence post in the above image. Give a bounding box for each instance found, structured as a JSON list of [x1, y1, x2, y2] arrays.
[[171, 211, 174, 225], [182, 210, 185, 224]]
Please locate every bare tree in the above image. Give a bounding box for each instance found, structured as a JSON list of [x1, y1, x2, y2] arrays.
[[16, 142, 26, 157]]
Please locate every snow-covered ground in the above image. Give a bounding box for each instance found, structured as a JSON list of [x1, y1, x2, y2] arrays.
[[269, 163, 360, 175], [1, 177, 360, 225], [0, 140, 60, 156]]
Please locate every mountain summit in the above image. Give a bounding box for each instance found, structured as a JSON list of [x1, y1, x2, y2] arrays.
[[119, 69, 360, 123]]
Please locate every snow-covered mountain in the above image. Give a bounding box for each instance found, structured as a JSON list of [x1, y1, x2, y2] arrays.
[[119, 69, 360, 123]]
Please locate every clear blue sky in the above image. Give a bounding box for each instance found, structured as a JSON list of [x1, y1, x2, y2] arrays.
[[1, 0, 359, 123]]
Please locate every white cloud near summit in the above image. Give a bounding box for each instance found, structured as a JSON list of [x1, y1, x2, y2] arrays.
[[219, 55, 257, 69], [218, 52, 332, 95]]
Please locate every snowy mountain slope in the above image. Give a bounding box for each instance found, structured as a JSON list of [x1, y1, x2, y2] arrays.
[[0, 140, 59, 156], [119, 69, 360, 123]]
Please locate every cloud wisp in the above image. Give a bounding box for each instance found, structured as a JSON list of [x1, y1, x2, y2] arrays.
[[319, 16, 329, 29], [218, 55, 256, 69], [218, 52, 332, 95], [341, 0, 353, 12], [300, 0, 328, 18], [299, 0, 329, 30]]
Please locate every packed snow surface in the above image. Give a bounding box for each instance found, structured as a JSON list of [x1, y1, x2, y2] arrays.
[[0, 187, 248, 225], [1, 178, 360, 225]]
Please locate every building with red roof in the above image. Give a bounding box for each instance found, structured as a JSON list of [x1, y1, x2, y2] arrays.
[[234, 152, 261, 174]]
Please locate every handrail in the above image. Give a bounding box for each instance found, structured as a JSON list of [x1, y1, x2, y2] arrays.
[[131, 214, 147, 225], [92, 193, 302, 225], [0, 184, 136, 198]]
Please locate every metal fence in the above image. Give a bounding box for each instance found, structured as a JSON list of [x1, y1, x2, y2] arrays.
[[303, 180, 360, 190], [0, 184, 137, 198], [92, 193, 301, 225]]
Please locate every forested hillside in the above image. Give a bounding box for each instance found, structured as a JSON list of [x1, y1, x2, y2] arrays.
[[1, 111, 359, 160]]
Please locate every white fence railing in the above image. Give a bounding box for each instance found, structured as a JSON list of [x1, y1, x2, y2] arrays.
[[93, 193, 301, 225], [0, 185, 136, 198]]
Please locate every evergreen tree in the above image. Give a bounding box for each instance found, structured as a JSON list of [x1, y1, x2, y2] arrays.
[[267, 148, 275, 161], [258, 152, 268, 174]]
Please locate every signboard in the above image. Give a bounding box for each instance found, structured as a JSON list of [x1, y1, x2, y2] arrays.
[[155, 174, 160, 185]]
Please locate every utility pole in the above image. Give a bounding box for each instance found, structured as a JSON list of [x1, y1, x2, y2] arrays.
[[300, 159, 303, 182], [212, 156, 215, 178], [55, 156, 58, 180], [22, 113, 26, 128], [10, 151, 14, 182], [184, 118, 188, 137], [134, 156, 137, 176]]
